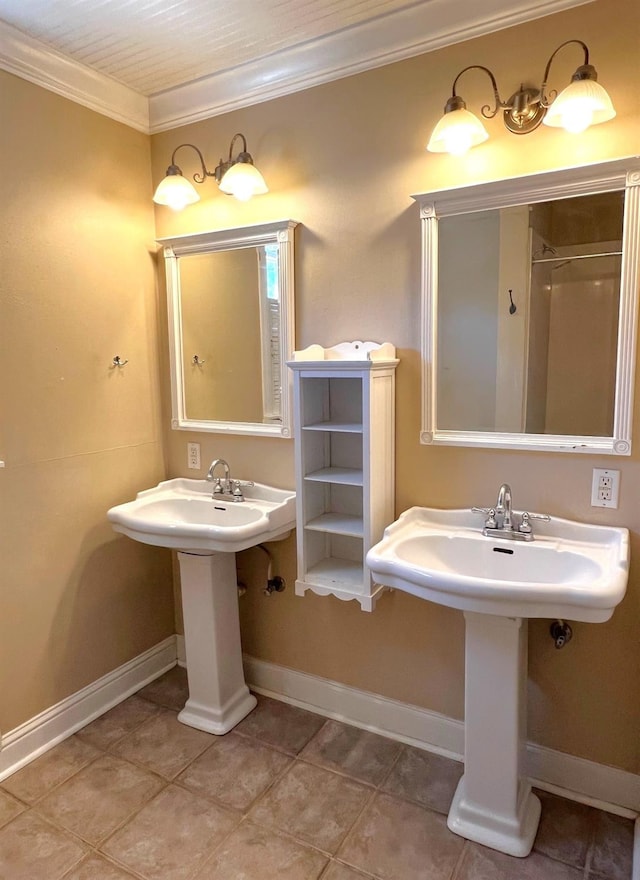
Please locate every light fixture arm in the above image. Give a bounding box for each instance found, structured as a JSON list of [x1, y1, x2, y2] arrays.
[[167, 143, 214, 184], [213, 132, 255, 183], [450, 65, 509, 119], [163, 133, 259, 184], [228, 132, 249, 161], [539, 39, 593, 108]]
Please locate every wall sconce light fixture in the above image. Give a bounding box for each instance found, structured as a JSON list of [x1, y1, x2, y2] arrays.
[[153, 132, 269, 210], [427, 40, 616, 156]]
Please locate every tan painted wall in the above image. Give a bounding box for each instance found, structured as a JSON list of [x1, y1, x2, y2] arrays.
[[0, 72, 175, 733], [154, 0, 640, 774]]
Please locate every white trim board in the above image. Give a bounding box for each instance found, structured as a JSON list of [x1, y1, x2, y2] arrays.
[[0, 636, 177, 782], [0, 0, 593, 134], [149, 0, 594, 133], [243, 654, 640, 817], [0, 19, 148, 132]]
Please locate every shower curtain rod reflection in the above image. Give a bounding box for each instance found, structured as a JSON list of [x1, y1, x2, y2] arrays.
[[531, 250, 622, 264]]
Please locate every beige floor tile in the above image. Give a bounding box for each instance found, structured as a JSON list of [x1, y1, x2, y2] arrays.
[[177, 731, 291, 811], [533, 790, 593, 868], [338, 791, 464, 880], [236, 695, 325, 754], [194, 819, 328, 879], [1, 736, 101, 804], [137, 666, 189, 712], [250, 761, 372, 854], [101, 784, 240, 880], [300, 720, 401, 786], [322, 861, 376, 879], [36, 754, 164, 845], [0, 789, 26, 828], [63, 853, 140, 879], [112, 707, 214, 779], [0, 810, 87, 880], [381, 746, 463, 815], [590, 810, 634, 880], [455, 842, 585, 879], [76, 696, 160, 751]]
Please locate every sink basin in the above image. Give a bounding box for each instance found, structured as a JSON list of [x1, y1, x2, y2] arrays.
[[108, 478, 296, 553], [366, 507, 629, 622]]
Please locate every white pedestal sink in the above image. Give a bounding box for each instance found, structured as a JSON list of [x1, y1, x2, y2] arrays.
[[367, 506, 628, 857], [108, 478, 296, 734]]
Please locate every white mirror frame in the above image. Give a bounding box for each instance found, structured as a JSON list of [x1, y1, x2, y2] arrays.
[[413, 158, 640, 455], [159, 219, 298, 437]]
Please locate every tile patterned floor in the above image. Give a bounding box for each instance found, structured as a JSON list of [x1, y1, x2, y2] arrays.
[[0, 667, 634, 880]]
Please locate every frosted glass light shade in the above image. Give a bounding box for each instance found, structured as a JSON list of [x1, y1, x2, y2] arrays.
[[543, 78, 616, 133], [153, 174, 200, 211], [219, 162, 269, 201], [427, 107, 490, 155]]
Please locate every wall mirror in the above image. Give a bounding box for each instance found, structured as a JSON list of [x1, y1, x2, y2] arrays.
[[159, 219, 298, 437], [413, 158, 640, 454]]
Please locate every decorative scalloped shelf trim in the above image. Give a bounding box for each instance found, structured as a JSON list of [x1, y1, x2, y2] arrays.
[[293, 340, 397, 362]]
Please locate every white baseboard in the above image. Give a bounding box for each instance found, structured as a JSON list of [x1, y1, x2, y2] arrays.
[[242, 654, 640, 817], [176, 633, 186, 666], [0, 636, 177, 781], [2, 639, 636, 824]]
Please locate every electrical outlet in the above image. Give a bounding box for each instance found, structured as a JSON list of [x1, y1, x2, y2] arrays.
[[591, 468, 620, 508], [187, 442, 201, 470]]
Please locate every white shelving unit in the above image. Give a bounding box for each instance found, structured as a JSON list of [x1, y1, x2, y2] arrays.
[[288, 341, 398, 611]]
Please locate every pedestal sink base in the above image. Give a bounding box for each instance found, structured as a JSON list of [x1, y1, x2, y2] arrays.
[[448, 776, 541, 858], [177, 551, 256, 735], [179, 690, 257, 735], [447, 612, 540, 857]]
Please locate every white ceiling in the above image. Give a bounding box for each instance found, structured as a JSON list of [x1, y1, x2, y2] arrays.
[[0, 0, 593, 132], [0, 0, 423, 96]]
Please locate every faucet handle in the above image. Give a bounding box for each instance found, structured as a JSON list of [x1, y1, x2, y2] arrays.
[[231, 480, 254, 497], [471, 507, 498, 528], [518, 511, 551, 533]]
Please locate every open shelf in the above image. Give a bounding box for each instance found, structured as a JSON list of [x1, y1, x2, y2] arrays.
[[305, 513, 364, 537], [303, 421, 363, 433], [304, 557, 364, 590], [304, 466, 363, 486]]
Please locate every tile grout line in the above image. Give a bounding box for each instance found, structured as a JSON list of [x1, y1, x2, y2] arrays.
[[582, 805, 598, 880], [3, 679, 635, 880], [0, 744, 104, 810], [450, 839, 471, 880]]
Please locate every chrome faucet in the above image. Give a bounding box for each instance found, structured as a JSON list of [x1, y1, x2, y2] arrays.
[[472, 483, 550, 541], [205, 458, 254, 502], [495, 483, 513, 530], [206, 458, 231, 494]]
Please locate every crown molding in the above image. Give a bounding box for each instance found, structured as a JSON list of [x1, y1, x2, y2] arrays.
[[0, 18, 149, 132], [0, 0, 592, 135], [148, 0, 594, 133]]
